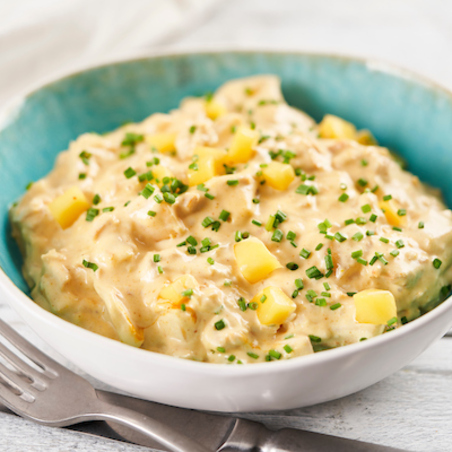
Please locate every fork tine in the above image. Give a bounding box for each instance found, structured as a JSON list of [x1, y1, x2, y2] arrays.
[[0, 340, 47, 384], [0, 360, 37, 399], [0, 319, 62, 376]]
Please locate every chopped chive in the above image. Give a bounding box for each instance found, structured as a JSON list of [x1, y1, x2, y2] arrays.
[[283, 344, 293, 353], [237, 297, 247, 311], [306, 266, 323, 279], [383, 194, 392, 201], [358, 178, 368, 187], [309, 335, 321, 343], [392, 226, 402, 232], [433, 258, 442, 269], [320, 292, 331, 298], [189, 125, 196, 134], [82, 259, 98, 271], [228, 355, 236, 362], [361, 204, 371, 213], [124, 201, 131, 207], [215, 320, 226, 330], [227, 180, 239, 186], [202, 216, 215, 227], [352, 232, 364, 242], [141, 183, 156, 199], [395, 240, 405, 249], [330, 303, 341, 310], [124, 167, 136, 178], [387, 317, 398, 326], [366, 230, 375, 236], [86, 208, 99, 222], [252, 198, 260, 204], [334, 232, 347, 242], [247, 352, 259, 359], [157, 266, 163, 274], [323, 282, 330, 291], [325, 254, 334, 271], [390, 250, 400, 257], [79, 173, 87, 179], [197, 183, 207, 192], [187, 246, 197, 255], [355, 217, 367, 225], [325, 234, 335, 240], [219, 210, 230, 221], [351, 250, 363, 259], [379, 237, 389, 243], [286, 231, 296, 241], [235, 231, 243, 242], [361, 159, 368, 166], [286, 262, 299, 271], [338, 193, 349, 202], [205, 193, 215, 200], [92, 194, 101, 205], [315, 298, 327, 307], [369, 214, 378, 223], [344, 219, 355, 226], [418, 221, 424, 229], [296, 184, 318, 195], [369, 255, 378, 266], [271, 229, 284, 242], [207, 257, 215, 265], [154, 194, 163, 204], [299, 248, 311, 259], [216, 346, 225, 353], [181, 304, 186, 311], [269, 350, 281, 360], [340, 183, 347, 190], [260, 295, 267, 303], [252, 219, 262, 227], [186, 236, 198, 246], [291, 290, 299, 298], [371, 185, 379, 193], [102, 206, 114, 212], [356, 257, 368, 266], [347, 292, 357, 297], [397, 209, 407, 216], [153, 254, 161, 263], [295, 278, 304, 289], [181, 288, 193, 298], [163, 192, 176, 204]]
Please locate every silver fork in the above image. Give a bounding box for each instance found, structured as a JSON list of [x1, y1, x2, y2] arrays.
[[0, 318, 209, 452]]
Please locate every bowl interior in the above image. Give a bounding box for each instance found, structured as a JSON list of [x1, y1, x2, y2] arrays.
[[2, 51, 452, 292]]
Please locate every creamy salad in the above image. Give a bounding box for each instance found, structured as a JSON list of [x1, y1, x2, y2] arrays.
[[10, 75, 452, 364]]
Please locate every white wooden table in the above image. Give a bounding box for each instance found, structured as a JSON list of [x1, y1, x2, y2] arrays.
[[1, 1, 452, 450]]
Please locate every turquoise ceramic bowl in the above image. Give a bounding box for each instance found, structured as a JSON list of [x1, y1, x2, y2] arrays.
[[1, 51, 452, 411]]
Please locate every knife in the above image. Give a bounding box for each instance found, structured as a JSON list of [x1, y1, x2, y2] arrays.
[[95, 390, 408, 451]]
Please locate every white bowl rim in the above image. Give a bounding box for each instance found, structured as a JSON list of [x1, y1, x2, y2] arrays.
[[1, 47, 452, 376]]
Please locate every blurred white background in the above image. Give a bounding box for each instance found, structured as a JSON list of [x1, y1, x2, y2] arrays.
[[1, 0, 452, 107]]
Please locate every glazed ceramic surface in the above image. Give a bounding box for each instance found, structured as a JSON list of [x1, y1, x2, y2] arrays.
[[1, 51, 452, 412]]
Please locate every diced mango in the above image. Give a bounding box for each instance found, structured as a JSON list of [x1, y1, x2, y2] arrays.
[[159, 275, 198, 306], [355, 129, 377, 146], [188, 146, 227, 186], [225, 126, 258, 164], [205, 100, 227, 120], [234, 237, 282, 284], [379, 199, 406, 227], [152, 165, 174, 186], [252, 286, 296, 326], [319, 114, 356, 139], [261, 161, 295, 190], [354, 289, 397, 325], [146, 133, 177, 154], [48, 186, 90, 229]]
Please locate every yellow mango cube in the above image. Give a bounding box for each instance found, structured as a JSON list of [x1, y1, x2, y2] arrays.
[[319, 114, 357, 139], [146, 133, 177, 154], [188, 147, 227, 186], [379, 199, 406, 227], [253, 286, 296, 326], [152, 165, 174, 186], [48, 186, 90, 229], [225, 126, 258, 164], [159, 275, 198, 306], [234, 237, 282, 284], [205, 100, 227, 120], [354, 289, 397, 325], [355, 129, 377, 146], [262, 161, 295, 190]]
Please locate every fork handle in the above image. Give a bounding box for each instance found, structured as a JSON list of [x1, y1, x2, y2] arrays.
[[92, 399, 210, 452]]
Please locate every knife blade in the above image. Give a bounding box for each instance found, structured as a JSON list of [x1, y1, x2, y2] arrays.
[[96, 390, 408, 452]]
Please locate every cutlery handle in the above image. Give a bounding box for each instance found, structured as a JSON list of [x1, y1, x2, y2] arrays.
[[95, 399, 210, 452], [219, 418, 409, 452]]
